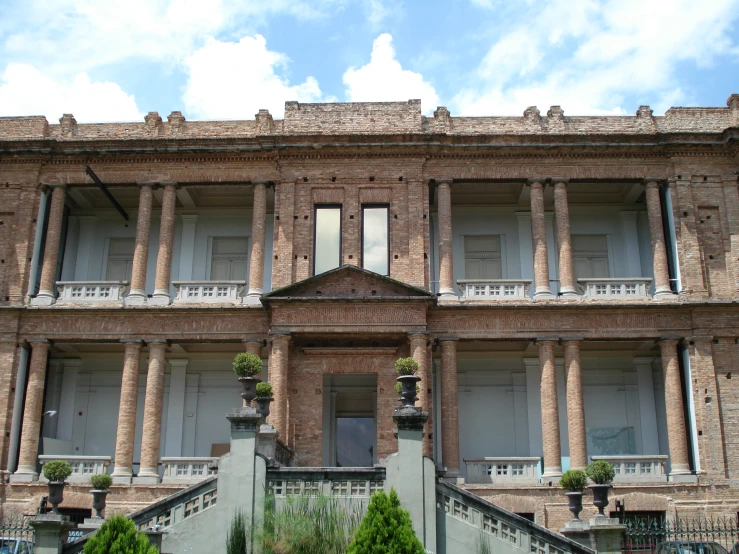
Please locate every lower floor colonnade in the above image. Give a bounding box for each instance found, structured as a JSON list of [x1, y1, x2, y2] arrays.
[[8, 335, 698, 487]]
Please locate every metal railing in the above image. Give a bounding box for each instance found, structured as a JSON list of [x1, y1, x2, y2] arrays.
[[622, 516, 739, 554], [464, 457, 541, 485], [0, 515, 34, 550]]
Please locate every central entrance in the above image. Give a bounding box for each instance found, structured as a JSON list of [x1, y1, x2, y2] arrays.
[[322, 374, 377, 467]]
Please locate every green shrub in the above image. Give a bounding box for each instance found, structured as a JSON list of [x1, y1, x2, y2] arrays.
[[346, 489, 425, 554], [226, 510, 248, 554], [586, 460, 616, 485], [83, 515, 158, 554], [256, 382, 273, 398], [394, 357, 419, 376], [89, 474, 113, 490], [42, 460, 72, 483], [560, 469, 588, 492], [233, 352, 263, 377]]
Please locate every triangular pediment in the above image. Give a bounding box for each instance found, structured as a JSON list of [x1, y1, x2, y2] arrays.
[[263, 265, 435, 300]]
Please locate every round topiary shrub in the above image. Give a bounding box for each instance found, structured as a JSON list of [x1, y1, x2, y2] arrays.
[[395, 357, 419, 376], [43, 460, 72, 483], [83, 514, 158, 554], [90, 474, 113, 490], [256, 382, 273, 398], [586, 460, 616, 485], [560, 469, 588, 492], [232, 352, 263, 378]]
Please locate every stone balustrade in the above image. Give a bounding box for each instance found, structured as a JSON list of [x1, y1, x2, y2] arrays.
[[457, 280, 532, 301], [56, 281, 128, 304], [171, 281, 245, 304], [38, 455, 111, 483], [464, 457, 540, 485], [161, 457, 219, 483], [590, 455, 668, 483], [578, 278, 652, 299]]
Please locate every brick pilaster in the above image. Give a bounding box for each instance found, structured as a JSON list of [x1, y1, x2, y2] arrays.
[[645, 180, 675, 298], [659, 339, 691, 476], [246, 181, 268, 303], [538, 340, 562, 478], [553, 180, 577, 298], [437, 179, 455, 298], [33, 185, 66, 305], [563, 340, 587, 469], [112, 340, 143, 482], [409, 333, 431, 456], [150, 183, 177, 305], [439, 338, 460, 476], [126, 183, 154, 305], [530, 181, 552, 299], [137, 340, 167, 482], [269, 333, 291, 439], [14, 340, 50, 479]]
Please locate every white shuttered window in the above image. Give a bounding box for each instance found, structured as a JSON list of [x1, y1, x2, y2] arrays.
[[572, 235, 610, 280], [464, 236, 502, 279], [210, 237, 249, 280], [105, 238, 134, 281]]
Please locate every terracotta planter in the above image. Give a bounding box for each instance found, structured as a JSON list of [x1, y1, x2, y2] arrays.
[[565, 491, 583, 521], [256, 396, 273, 418], [47, 482, 66, 514], [589, 484, 612, 517], [90, 489, 110, 519], [238, 376, 262, 404], [397, 375, 421, 407]]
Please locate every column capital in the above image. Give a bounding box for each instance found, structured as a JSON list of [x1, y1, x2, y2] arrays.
[[561, 337, 584, 344], [527, 179, 546, 188], [643, 179, 664, 188], [159, 180, 179, 189], [136, 181, 157, 189], [243, 338, 266, 346], [551, 178, 570, 186], [120, 338, 144, 345], [435, 178, 454, 186], [657, 336, 681, 345], [269, 332, 291, 343], [146, 339, 170, 348], [27, 338, 50, 346], [407, 331, 429, 339], [437, 337, 459, 343], [536, 338, 559, 345]]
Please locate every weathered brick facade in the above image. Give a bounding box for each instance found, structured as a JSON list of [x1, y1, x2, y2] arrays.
[[0, 97, 738, 528]]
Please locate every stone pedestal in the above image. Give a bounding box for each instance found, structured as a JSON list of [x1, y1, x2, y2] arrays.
[[30, 513, 76, 554], [560, 517, 626, 554], [78, 517, 104, 533], [256, 423, 279, 461]]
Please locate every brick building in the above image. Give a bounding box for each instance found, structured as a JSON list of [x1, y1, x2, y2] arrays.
[[0, 97, 738, 528]]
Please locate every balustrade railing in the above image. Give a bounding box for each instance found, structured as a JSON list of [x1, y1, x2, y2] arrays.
[[464, 457, 540, 485], [590, 455, 668, 483], [457, 279, 532, 300], [578, 278, 652, 299], [172, 281, 245, 303], [56, 281, 128, 304], [266, 467, 386, 498], [161, 457, 218, 483], [38, 455, 111, 483]]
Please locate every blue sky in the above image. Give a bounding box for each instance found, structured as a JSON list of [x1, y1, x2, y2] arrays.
[[0, 0, 738, 123]]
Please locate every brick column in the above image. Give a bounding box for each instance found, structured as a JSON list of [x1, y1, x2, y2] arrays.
[[553, 180, 578, 298], [659, 339, 691, 476], [409, 333, 431, 456], [530, 180, 553, 299], [246, 181, 268, 304], [437, 179, 455, 298], [439, 338, 460, 476], [112, 340, 143, 483], [32, 185, 66, 306], [538, 340, 562, 478], [137, 340, 167, 483], [645, 180, 674, 298], [13, 340, 50, 480], [269, 333, 291, 439], [563, 339, 587, 469], [150, 182, 177, 305], [126, 183, 154, 305]]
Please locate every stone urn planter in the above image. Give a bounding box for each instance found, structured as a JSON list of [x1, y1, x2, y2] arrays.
[[255, 382, 274, 418], [589, 484, 612, 517], [238, 376, 262, 404], [565, 492, 584, 521], [47, 482, 66, 515], [42, 460, 72, 515], [586, 459, 616, 518], [396, 375, 421, 407], [89, 474, 113, 519]]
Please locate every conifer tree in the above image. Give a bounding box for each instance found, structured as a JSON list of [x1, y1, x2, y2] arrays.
[[346, 488, 425, 554], [83, 515, 158, 554]]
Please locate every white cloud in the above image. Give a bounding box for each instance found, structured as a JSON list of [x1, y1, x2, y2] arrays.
[[343, 34, 439, 113], [182, 35, 326, 119], [0, 63, 142, 122], [454, 0, 739, 116]]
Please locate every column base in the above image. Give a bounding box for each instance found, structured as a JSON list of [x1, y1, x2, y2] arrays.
[[669, 473, 697, 483], [438, 288, 457, 299], [533, 288, 554, 301], [654, 288, 677, 300], [148, 291, 171, 306], [133, 470, 161, 485], [243, 291, 263, 306], [30, 291, 56, 306], [111, 467, 133, 485], [559, 286, 579, 299], [541, 468, 563, 482], [125, 290, 148, 306], [10, 466, 39, 482]]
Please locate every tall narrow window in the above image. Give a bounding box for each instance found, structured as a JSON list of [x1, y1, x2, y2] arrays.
[[314, 206, 342, 275], [464, 235, 502, 279], [362, 206, 389, 275], [210, 237, 249, 280], [106, 238, 135, 281], [572, 235, 610, 280]]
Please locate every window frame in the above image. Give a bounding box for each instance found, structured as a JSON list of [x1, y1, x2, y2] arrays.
[[360, 204, 390, 276], [313, 204, 343, 276]]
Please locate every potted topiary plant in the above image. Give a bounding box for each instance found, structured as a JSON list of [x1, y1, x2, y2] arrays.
[[233, 352, 263, 404], [89, 473, 113, 519], [586, 460, 616, 518], [395, 357, 420, 407], [255, 382, 274, 418], [42, 460, 72, 514], [560, 469, 588, 521]]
